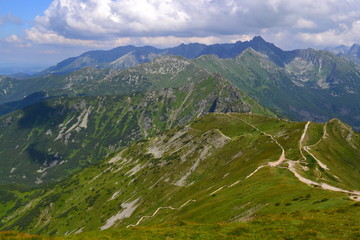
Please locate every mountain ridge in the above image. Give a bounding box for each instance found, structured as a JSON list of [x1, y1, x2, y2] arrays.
[[1, 113, 359, 238], [37, 36, 290, 75]]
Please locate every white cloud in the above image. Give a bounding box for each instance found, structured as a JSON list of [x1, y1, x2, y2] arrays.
[[24, 0, 290, 44], [295, 18, 316, 29], [26, 27, 101, 46], [3, 34, 32, 48], [22, 0, 360, 48], [5, 34, 21, 43], [298, 20, 360, 47]]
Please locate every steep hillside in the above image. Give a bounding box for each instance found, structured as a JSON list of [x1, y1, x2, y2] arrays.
[[0, 75, 267, 186], [193, 48, 360, 130], [1, 113, 359, 238]]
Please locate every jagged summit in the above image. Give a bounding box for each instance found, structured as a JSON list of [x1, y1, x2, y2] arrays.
[[250, 35, 266, 43]]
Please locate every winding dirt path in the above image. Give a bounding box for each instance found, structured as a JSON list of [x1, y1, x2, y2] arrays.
[[126, 199, 196, 228], [228, 114, 286, 167], [129, 117, 360, 228], [212, 114, 287, 190], [299, 121, 329, 170], [289, 122, 360, 198], [299, 121, 310, 161], [288, 160, 360, 196], [227, 116, 360, 200]]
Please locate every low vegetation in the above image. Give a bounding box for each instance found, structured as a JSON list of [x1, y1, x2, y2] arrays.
[[1, 113, 359, 239]]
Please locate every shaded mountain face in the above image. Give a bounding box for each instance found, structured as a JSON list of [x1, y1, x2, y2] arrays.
[[1, 113, 359, 237], [0, 91, 52, 116], [0, 73, 268, 186]]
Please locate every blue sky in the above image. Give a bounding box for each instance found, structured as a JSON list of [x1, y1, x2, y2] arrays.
[[1, 0, 360, 71], [0, 0, 56, 41]]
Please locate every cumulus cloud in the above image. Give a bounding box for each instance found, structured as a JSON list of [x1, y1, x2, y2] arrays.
[[298, 20, 360, 47], [26, 27, 101, 46], [295, 18, 317, 29], [3, 34, 32, 48], [24, 0, 360, 48]]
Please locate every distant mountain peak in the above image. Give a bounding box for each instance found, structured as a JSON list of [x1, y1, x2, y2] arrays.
[[326, 43, 360, 63], [251, 35, 266, 42]]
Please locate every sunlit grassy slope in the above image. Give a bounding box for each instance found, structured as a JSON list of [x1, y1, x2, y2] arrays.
[[1, 113, 359, 239]]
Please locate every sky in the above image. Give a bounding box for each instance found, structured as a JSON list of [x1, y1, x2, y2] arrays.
[[1, 0, 360, 69]]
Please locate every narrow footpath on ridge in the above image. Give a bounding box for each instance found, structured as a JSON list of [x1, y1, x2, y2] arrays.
[[127, 115, 360, 228], [225, 115, 360, 200]]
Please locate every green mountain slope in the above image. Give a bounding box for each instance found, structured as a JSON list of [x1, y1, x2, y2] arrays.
[[0, 56, 207, 105], [193, 48, 360, 130], [0, 75, 268, 186], [1, 113, 359, 238]]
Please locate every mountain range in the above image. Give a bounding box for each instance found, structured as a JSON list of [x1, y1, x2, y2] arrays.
[[2, 37, 360, 130], [39, 36, 283, 75], [327, 43, 360, 63], [0, 36, 360, 239]]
